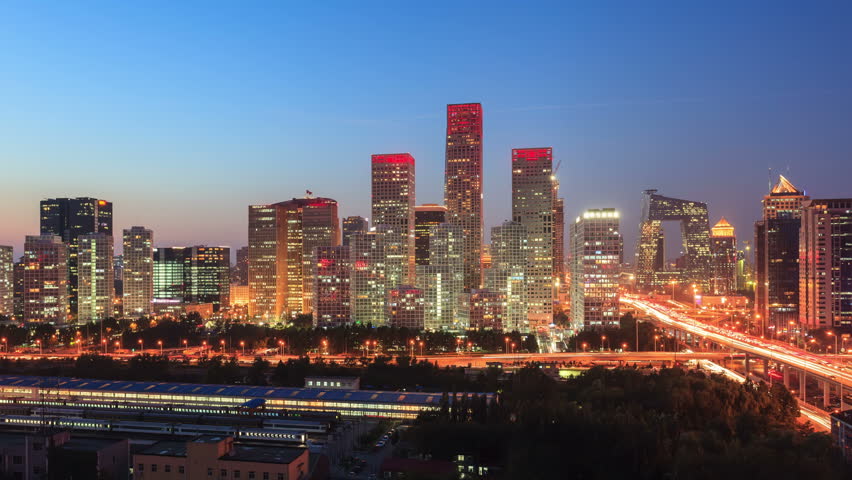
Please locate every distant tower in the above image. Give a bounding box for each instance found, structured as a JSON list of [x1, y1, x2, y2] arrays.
[[755, 175, 809, 333], [77, 233, 115, 323], [23, 235, 69, 324], [122, 226, 154, 318], [372, 154, 416, 289], [709, 218, 737, 295], [0, 246, 13, 318], [349, 231, 387, 326], [444, 103, 483, 290], [512, 148, 555, 326], [39, 197, 112, 318], [313, 245, 351, 328], [414, 204, 447, 266], [342, 216, 368, 247], [416, 223, 465, 330], [486, 221, 528, 332]]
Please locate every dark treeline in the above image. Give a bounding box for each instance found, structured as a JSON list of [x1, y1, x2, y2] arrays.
[[407, 366, 850, 480], [0, 353, 499, 392], [2, 314, 537, 355], [566, 313, 678, 352]]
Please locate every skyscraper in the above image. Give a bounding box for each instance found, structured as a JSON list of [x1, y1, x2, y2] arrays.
[[414, 204, 447, 266], [0, 246, 13, 318], [342, 216, 368, 247], [40, 197, 112, 318], [248, 197, 339, 322], [349, 231, 386, 326], [371, 154, 415, 289], [388, 285, 425, 330], [709, 218, 737, 295], [234, 246, 249, 286], [444, 103, 483, 290], [553, 196, 565, 298], [799, 198, 852, 330], [636, 190, 712, 292], [23, 235, 69, 323], [416, 223, 465, 330], [313, 245, 351, 328], [123, 226, 154, 318], [486, 221, 528, 332], [469, 289, 505, 331], [153, 246, 230, 312], [512, 147, 555, 326], [570, 209, 623, 330], [77, 233, 114, 322], [755, 176, 809, 333]]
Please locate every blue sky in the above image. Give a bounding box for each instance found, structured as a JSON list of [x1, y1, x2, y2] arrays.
[[1, 1, 850, 260]]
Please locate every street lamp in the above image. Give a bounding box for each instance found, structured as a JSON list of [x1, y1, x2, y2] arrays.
[[409, 339, 415, 357], [158, 340, 163, 355], [622, 342, 628, 352], [182, 339, 188, 350], [419, 341, 424, 357], [828, 331, 838, 359], [138, 339, 144, 352], [220, 339, 226, 354], [654, 335, 660, 352], [601, 335, 607, 352], [504, 336, 510, 354], [240, 340, 246, 356], [581, 342, 588, 353], [36, 339, 42, 355], [321, 339, 328, 355], [114, 340, 120, 352], [102, 339, 107, 354], [202, 340, 208, 356], [1, 337, 6, 355], [278, 340, 285, 356]]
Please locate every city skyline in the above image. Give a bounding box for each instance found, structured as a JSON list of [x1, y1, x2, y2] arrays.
[[1, 2, 850, 261]]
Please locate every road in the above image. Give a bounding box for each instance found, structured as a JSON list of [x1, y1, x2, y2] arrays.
[[622, 294, 852, 390]]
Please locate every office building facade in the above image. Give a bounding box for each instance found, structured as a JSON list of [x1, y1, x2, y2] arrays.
[[123, 227, 154, 318], [0, 246, 12, 318], [512, 147, 555, 326], [342, 216, 368, 247], [77, 233, 114, 322], [799, 198, 852, 329], [414, 204, 447, 266], [570, 209, 623, 330], [22, 235, 69, 323], [313, 245, 351, 327], [371, 154, 415, 288], [388, 285, 425, 330], [755, 176, 809, 332], [444, 103, 483, 290], [710, 218, 737, 295], [349, 231, 387, 326], [486, 221, 528, 332], [39, 197, 112, 318], [469, 289, 505, 331]]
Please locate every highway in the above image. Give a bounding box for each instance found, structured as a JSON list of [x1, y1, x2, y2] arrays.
[[622, 295, 852, 390]]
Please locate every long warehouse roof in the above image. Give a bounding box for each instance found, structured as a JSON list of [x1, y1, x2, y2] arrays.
[[0, 375, 488, 406]]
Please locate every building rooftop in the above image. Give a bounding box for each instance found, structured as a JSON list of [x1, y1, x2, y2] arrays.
[[0, 375, 485, 406], [60, 436, 125, 453], [138, 441, 188, 458], [225, 445, 306, 464]]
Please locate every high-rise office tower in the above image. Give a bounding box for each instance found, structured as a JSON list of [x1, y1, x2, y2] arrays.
[[512, 147, 555, 326], [234, 246, 249, 286], [736, 240, 755, 294], [799, 198, 852, 330], [349, 231, 387, 326], [13, 258, 24, 319], [388, 285, 425, 330], [77, 233, 114, 322], [313, 245, 351, 328], [709, 218, 737, 295], [444, 103, 483, 290], [415, 223, 465, 331], [371, 154, 415, 288], [342, 216, 368, 247], [153, 246, 230, 311], [40, 197, 112, 318], [755, 176, 809, 333], [122, 227, 154, 318], [153, 247, 187, 313], [486, 221, 529, 332], [414, 204, 447, 266], [553, 196, 565, 297], [22, 235, 69, 323], [0, 246, 13, 318], [248, 197, 339, 322], [185, 246, 230, 309], [636, 190, 712, 292], [570, 209, 623, 330], [469, 289, 505, 331]]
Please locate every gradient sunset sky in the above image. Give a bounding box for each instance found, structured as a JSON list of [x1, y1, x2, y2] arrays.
[[1, 1, 850, 260]]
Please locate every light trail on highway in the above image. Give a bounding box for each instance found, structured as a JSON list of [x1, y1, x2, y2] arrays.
[[622, 295, 852, 390]]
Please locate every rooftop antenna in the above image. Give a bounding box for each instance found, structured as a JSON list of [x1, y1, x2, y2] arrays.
[[768, 167, 772, 193]]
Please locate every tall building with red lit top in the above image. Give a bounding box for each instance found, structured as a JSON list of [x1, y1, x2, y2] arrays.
[[371, 154, 415, 289], [444, 103, 483, 290], [512, 148, 555, 326]]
